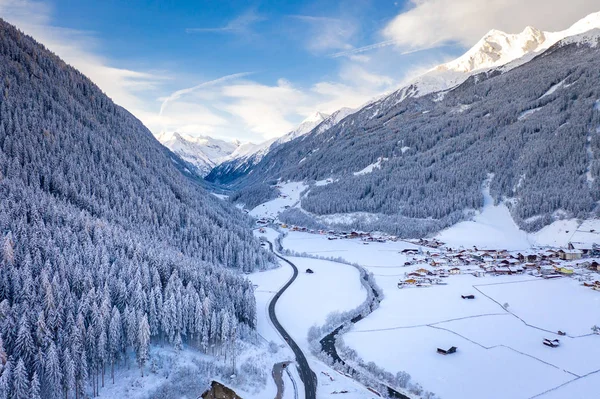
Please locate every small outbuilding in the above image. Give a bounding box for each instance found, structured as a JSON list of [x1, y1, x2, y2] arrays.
[[543, 338, 560, 348], [305, 268, 314, 274], [437, 346, 457, 355]]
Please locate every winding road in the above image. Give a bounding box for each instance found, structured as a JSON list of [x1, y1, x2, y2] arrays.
[[266, 241, 318, 399]]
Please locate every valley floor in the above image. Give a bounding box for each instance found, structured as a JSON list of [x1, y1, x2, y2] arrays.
[[267, 229, 600, 399], [249, 228, 380, 399]]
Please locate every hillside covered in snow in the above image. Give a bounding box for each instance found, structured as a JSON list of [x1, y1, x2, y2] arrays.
[[0, 17, 275, 398], [208, 13, 600, 237]]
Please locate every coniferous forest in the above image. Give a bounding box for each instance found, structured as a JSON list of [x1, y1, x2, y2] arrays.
[[209, 37, 600, 236], [0, 19, 275, 398]]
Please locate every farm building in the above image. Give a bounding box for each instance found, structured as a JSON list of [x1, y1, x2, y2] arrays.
[[557, 249, 582, 261], [569, 242, 594, 255], [437, 346, 457, 355]]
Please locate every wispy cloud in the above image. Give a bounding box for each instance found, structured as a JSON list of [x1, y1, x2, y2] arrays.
[[289, 14, 356, 53], [329, 39, 398, 58], [382, 0, 600, 49], [186, 10, 266, 34], [289, 15, 341, 23], [159, 72, 254, 115], [329, 39, 450, 58]]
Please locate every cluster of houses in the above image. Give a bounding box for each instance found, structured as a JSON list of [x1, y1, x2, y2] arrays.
[[278, 223, 399, 243], [396, 243, 600, 288], [272, 221, 600, 289]]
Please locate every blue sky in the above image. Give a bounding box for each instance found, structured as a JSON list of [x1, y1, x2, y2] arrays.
[[1, 0, 598, 142]]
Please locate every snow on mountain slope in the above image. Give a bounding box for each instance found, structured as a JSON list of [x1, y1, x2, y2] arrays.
[[225, 111, 330, 164], [385, 11, 600, 103], [206, 111, 336, 182], [315, 107, 356, 134], [157, 131, 241, 176], [435, 176, 532, 250], [284, 111, 330, 141]]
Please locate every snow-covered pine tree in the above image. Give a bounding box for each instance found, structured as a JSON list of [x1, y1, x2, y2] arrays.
[[136, 314, 150, 377]]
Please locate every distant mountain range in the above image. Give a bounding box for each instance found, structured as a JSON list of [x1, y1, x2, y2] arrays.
[[207, 108, 357, 183], [157, 111, 336, 176], [156, 131, 242, 176], [207, 11, 600, 237]]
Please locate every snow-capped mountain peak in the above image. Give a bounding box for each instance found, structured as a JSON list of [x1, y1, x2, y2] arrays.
[[439, 26, 546, 74], [288, 111, 330, 139], [157, 131, 242, 176], [374, 11, 600, 108]]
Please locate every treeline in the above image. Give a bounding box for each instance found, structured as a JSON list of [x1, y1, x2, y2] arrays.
[[229, 183, 278, 209]]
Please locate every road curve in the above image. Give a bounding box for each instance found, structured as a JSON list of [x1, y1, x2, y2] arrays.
[[266, 240, 318, 399]]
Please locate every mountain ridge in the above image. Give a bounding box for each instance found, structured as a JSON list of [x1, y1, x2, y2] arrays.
[[208, 14, 600, 237]]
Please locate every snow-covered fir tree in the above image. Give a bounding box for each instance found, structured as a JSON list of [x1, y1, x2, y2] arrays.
[[0, 17, 274, 398]]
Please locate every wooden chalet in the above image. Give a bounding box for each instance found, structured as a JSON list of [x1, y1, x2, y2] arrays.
[[558, 249, 582, 261]]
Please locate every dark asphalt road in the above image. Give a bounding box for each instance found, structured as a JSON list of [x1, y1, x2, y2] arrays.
[[267, 241, 318, 399]]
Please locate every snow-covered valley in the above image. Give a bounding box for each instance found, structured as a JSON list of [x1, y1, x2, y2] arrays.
[[225, 174, 600, 398], [252, 224, 600, 399]]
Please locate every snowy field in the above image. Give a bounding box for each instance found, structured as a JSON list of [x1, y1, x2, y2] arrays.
[[533, 218, 600, 248], [276, 256, 367, 351], [345, 269, 600, 398], [277, 229, 600, 399], [283, 230, 416, 267], [435, 182, 532, 250], [249, 182, 307, 220], [249, 228, 381, 398], [475, 278, 600, 337]]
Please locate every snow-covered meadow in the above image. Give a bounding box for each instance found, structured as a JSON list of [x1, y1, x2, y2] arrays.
[[245, 182, 600, 399], [249, 182, 308, 220], [278, 228, 600, 399], [249, 227, 382, 398]]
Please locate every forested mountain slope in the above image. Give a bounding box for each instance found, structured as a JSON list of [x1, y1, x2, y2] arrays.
[[210, 31, 600, 237], [0, 19, 273, 397]]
